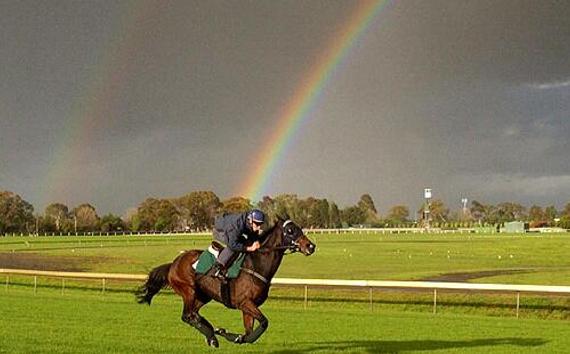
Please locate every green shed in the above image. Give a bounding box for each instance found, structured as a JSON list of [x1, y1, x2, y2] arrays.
[[501, 221, 529, 233]]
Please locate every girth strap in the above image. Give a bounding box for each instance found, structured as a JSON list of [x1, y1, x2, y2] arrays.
[[240, 268, 269, 284], [220, 280, 234, 309]]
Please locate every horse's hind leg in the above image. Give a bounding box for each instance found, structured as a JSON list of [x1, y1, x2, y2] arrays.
[[177, 288, 218, 347], [214, 312, 252, 343]]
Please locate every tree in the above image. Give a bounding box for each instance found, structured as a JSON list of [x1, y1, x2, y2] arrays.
[[221, 197, 252, 214], [257, 196, 277, 223], [559, 203, 570, 228], [137, 198, 180, 231], [342, 206, 366, 226], [295, 197, 329, 228], [272, 194, 303, 222], [430, 199, 449, 223], [123, 207, 138, 231], [494, 202, 526, 223], [44, 203, 71, 232], [357, 194, 379, 223], [418, 199, 449, 224], [358, 194, 377, 214], [561, 203, 570, 218], [387, 205, 409, 224], [316, 199, 330, 228], [72, 204, 100, 232], [544, 205, 558, 225], [99, 214, 125, 232], [470, 200, 495, 225], [177, 191, 221, 231], [329, 202, 342, 228], [528, 205, 545, 225], [0, 191, 34, 233]]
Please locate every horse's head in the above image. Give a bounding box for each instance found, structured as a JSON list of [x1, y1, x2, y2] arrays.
[[280, 219, 316, 256]]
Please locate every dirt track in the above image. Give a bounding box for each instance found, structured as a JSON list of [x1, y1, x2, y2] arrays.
[[0, 253, 86, 272], [419, 268, 536, 282], [1, 252, 537, 283]]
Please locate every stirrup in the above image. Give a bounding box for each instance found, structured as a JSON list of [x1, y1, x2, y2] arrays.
[[214, 270, 226, 279], [212, 265, 227, 280]]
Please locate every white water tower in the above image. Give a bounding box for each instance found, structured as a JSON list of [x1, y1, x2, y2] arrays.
[[423, 188, 432, 229]]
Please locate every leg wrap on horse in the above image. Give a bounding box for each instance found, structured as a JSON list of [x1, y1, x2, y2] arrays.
[[182, 313, 214, 337], [182, 312, 219, 347]]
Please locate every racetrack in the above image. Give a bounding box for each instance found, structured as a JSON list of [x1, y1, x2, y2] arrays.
[[2, 232, 570, 284], [1, 232, 570, 353]]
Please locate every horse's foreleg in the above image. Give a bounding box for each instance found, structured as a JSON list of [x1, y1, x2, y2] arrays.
[[238, 301, 269, 344], [215, 305, 263, 344], [243, 312, 255, 336]]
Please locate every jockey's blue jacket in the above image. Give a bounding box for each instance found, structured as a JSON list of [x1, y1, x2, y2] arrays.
[[212, 212, 258, 252]]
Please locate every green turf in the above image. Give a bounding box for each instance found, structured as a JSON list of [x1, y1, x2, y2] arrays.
[[1, 288, 569, 353]]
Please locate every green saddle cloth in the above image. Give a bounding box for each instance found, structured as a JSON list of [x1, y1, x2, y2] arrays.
[[195, 249, 245, 279]]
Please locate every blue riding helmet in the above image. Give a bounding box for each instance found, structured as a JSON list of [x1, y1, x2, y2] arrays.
[[248, 209, 265, 224]]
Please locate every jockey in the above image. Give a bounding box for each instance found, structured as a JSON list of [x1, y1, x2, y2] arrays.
[[210, 209, 265, 280]]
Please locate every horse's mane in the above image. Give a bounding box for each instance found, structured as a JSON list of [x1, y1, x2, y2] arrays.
[[258, 215, 287, 246], [258, 219, 280, 244]]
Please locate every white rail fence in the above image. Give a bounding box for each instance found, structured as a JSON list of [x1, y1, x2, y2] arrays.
[[2, 268, 570, 318]]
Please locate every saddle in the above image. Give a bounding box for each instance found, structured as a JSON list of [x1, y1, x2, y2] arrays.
[[193, 241, 245, 278], [211, 240, 225, 253]]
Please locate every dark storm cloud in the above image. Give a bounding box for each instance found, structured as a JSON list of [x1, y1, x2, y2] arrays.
[[1, 0, 570, 215]]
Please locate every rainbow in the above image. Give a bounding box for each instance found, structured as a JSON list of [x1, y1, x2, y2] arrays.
[[235, 0, 389, 202], [40, 2, 157, 207]]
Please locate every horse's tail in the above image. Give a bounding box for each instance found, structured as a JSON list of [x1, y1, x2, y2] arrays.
[[135, 262, 172, 305]]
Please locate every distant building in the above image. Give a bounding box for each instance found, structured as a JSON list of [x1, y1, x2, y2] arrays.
[[501, 221, 529, 233]]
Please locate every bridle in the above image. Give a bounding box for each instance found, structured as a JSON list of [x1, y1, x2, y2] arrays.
[[241, 219, 304, 284], [259, 220, 302, 254]]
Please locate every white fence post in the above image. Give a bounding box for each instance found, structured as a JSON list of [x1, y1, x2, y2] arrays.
[[516, 292, 520, 318], [304, 286, 308, 310]]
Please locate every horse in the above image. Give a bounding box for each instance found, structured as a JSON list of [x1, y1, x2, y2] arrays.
[[135, 218, 316, 347]]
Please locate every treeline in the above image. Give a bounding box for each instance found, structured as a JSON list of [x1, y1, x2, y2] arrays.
[[1, 189, 570, 234]]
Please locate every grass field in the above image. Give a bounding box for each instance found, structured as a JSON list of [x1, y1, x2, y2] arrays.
[[1, 232, 569, 353], [1, 287, 569, 353]]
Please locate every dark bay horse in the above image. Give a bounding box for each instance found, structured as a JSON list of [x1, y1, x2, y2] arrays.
[[135, 219, 316, 347]]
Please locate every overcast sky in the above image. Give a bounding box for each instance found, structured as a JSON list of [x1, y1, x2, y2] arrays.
[[2, 0, 570, 216]]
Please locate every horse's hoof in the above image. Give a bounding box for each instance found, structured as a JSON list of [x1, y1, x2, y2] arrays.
[[214, 328, 226, 335], [207, 337, 219, 348]]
